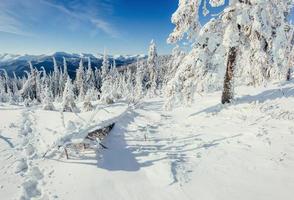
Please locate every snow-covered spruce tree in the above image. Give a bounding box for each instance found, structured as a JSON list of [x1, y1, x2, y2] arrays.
[[83, 89, 94, 111], [75, 58, 85, 102], [0, 75, 7, 102], [134, 58, 145, 101], [35, 68, 42, 102], [94, 67, 102, 97], [101, 60, 121, 104], [220, 0, 294, 103], [101, 51, 115, 104], [12, 75, 20, 103], [1, 69, 9, 88], [57, 72, 63, 100], [57, 57, 68, 98], [6, 86, 14, 104], [166, 0, 294, 107], [101, 50, 110, 81], [86, 57, 95, 91], [124, 67, 135, 103], [146, 40, 159, 97], [42, 85, 55, 110], [20, 62, 39, 102], [0, 70, 9, 102], [116, 73, 125, 100], [0, 71, 23, 103], [52, 57, 60, 98], [62, 76, 77, 112], [101, 72, 114, 104], [164, 45, 185, 87], [16, 77, 25, 103], [63, 57, 69, 82], [56, 66, 63, 100], [288, 47, 294, 81], [110, 59, 122, 100], [267, 0, 294, 81], [285, 27, 294, 81], [165, 16, 226, 108], [41, 67, 48, 92], [220, 7, 241, 104], [166, 0, 228, 106], [1, 69, 18, 104]]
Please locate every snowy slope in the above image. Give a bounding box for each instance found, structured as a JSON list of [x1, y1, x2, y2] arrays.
[[1, 81, 294, 200]]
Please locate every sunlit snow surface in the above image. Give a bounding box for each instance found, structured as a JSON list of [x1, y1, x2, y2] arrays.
[[1, 81, 294, 200]]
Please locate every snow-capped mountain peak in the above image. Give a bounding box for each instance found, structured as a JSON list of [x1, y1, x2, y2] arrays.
[[0, 52, 147, 77]]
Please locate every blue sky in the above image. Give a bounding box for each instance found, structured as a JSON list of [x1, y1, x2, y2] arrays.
[[0, 0, 293, 55], [0, 0, 178, 55]]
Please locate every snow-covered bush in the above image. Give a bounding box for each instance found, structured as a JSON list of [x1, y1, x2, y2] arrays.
[[62, 76, 78, 112], [83, 89, 95, 111], [42, 86, 55, 111]]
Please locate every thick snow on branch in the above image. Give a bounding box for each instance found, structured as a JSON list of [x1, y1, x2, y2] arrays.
[[167, 0, 202, 43], [165, 0, 294, 108], [209, 0, 225, 7]]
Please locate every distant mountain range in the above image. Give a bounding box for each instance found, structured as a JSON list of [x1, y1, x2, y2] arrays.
[[0, 52, 146, 78]]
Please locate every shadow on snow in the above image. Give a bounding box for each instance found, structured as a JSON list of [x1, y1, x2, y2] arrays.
[[190, 84, 294, 117]]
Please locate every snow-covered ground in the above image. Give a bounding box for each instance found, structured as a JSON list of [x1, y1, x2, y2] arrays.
[[1, 81, 294, 200]]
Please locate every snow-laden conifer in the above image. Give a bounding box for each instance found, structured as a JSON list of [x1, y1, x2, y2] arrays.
[[134, 59, 145, 101], [62, 76, 77, 112], [147, 40, 158, 97], [75, 58, 85, 101], [83, 89, 95, 111], [52, 57, 60, 98], [86, 57, 95, 91], [43, 85, 55, 110], [165, 0, 294, 107]]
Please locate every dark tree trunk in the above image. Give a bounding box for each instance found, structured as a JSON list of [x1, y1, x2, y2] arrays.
[[221, 47, 237, 104], [286, 68, 291, 81]]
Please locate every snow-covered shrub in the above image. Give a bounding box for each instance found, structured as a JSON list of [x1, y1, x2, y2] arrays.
[[24, 97, 32, 107], [83, 89, 94, 111], [62, 76, 78, 112], [42, 86, 55, 111]]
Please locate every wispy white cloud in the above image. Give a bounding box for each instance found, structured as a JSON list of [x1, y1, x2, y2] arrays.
[[39, 0, 119, 37], [91, 19, 119, 38], [0, 1, 33, 36], [0, 13, 23, 35], [0, 0, 118, 38]]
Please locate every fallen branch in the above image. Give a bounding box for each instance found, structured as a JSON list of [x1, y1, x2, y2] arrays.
[[43, 106, 130, 159], [63, 123, 114, 159]]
